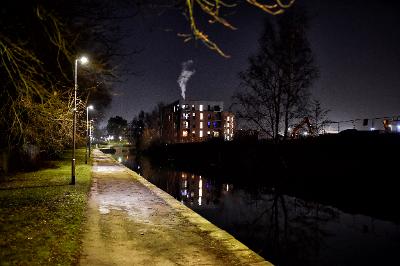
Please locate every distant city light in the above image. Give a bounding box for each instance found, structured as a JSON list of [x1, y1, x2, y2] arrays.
[[370, 127, 375, 131]]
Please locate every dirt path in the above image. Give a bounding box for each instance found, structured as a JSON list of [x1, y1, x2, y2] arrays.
[[79, 150, 271, 266]]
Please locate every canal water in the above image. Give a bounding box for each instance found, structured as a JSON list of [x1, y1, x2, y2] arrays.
[[113, 147, 400, 266]]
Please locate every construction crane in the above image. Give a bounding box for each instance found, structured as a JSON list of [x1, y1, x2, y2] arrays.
[[290, 117, 315, 138]]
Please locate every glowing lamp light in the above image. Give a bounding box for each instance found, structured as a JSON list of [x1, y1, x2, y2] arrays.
[[79, 56, 89, 64], [370, 127, 375, 131]]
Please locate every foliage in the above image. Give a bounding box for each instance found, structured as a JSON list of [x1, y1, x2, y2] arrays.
[[233, 8, 318, 141], [308, 99, 331, 135], [0, 1, 114, 157], [106, 116, 128, 139], [128, 102, 165, 150], [0, 149, 91, 265]]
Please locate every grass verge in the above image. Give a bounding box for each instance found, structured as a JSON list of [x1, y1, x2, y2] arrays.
[[0, 149, 91, 266]]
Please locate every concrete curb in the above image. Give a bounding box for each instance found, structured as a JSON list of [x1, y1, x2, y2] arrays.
[[99, 149, 273, 266]]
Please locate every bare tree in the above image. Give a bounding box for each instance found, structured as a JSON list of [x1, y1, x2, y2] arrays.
[[308, 99, 330, 135], [135, 0, 295, 57], [182, 0, 296, 57], [0, 1, 117, 158], [233, 8, 318, 141], [127, 102, 165, 151]]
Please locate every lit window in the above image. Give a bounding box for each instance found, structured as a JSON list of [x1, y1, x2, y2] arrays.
[[192, 130, 195, 134], [207, 131, 211, 135], [200, 113, 203, 120], [183, 121, 189, 128], [227, 128, 230, 134], [199, 130, 203, 138], [182, 130, 188, 137], [192, 113, 195, 117], [227, 116, 230, 121], [207, 121, 211, 128], [200, 122, 203, 129], [213, 131, 219, 137], [199, 105, 203, 111]]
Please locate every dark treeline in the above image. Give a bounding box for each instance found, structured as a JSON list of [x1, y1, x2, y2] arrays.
[[126, 102, 165, 151], [145, 131, 400, 222]]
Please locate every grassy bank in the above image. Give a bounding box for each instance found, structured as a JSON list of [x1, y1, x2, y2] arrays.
[[0, 149, 92, 266]]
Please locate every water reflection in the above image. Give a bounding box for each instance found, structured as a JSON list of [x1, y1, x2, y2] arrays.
[[115, 149, 400, 266]]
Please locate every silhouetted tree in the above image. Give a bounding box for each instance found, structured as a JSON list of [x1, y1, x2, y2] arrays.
[[106, 116, 128, 139], [233, 8, 318, 141], [0, 0, 117, 159], [128, 102, 165, 150], [308, 99, 330, 135], [128, 111, 145, 149]]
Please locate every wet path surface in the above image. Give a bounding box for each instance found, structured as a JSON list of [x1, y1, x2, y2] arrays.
[[79, 150, 270, 266]]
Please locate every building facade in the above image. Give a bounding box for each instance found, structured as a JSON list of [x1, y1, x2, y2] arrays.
[[161, 100, 234, 143]]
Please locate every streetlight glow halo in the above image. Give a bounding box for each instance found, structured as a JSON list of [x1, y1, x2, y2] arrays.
[[79, 56, 89, 64], [88, 105, 94, 110]]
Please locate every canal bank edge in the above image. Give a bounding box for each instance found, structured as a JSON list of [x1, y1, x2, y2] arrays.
[[104, 150, 272, 266]]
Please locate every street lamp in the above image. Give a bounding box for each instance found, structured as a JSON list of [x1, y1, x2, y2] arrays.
[[85, 105, 94, 164], [71, 56, 89, 185], [89, 119, 94, 157]]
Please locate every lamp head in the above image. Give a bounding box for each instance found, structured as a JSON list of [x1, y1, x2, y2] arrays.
[[88, 105, 94, 110], [79, 56, 89, 65]]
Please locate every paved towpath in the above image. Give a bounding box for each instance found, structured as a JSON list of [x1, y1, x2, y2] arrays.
[[79, 149, 272, 266]]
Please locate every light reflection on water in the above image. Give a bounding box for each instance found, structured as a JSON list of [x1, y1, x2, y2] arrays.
[[113, 148, 400, 266]]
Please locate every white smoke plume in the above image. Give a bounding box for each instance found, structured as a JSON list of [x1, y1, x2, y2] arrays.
[[177, 60, 195, 100]]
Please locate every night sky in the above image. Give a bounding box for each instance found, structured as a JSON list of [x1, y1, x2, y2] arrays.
[[103, 0, 400, 129]]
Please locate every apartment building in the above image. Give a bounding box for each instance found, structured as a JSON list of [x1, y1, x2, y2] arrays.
[[161, 100, 234, 143]]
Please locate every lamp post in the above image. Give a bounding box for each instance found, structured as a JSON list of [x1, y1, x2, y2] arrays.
[[85, 105, 94, 164], [89, 119, 94, 157], [71, 56, 89, 185]]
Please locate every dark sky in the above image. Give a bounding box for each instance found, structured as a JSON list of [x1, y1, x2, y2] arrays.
[[102, 0, 400, 129]]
